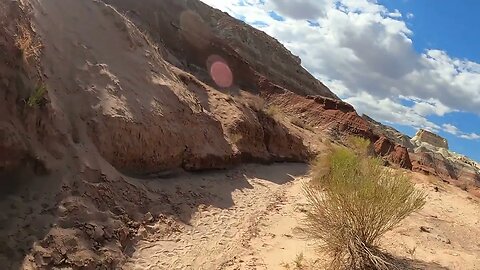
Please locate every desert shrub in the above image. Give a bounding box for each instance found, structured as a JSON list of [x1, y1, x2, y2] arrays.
[[27, 84, 47, 107], [347, 135, 371, 155], [303, 147, 426, 270], [237, 92, 266, 111], [263, 104, 283, 120]]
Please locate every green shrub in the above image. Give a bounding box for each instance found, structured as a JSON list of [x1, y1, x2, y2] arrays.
[[27, 84, 46, 107], [303, 148, 426, 270], [346, 135, 371, 155]]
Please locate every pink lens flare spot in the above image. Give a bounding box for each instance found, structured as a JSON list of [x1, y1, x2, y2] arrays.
[[209, 60, 233, 88]]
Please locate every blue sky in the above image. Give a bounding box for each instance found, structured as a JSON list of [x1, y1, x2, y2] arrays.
[[200, 0, 480, 161], [379, 0, 480, 159], [380, 0, 480, 63]]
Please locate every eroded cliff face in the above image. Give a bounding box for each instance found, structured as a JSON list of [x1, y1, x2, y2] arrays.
[[99, 0, 336, 99], [0, 0, 327, 268]]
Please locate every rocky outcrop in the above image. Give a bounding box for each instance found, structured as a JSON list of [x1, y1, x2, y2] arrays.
[[265, 93, 417, 169], [410, 150, 480, 186], [410, 130, 480, 188], [257, 110, 311, 162], [410, 152, 457, 179], [363, 116, 479, 185], [363, 114, 414, 149], [373, 136, 412, 169], [374, 136, 394, 156], [412, 129, 449, 149], [389, 145, 413, 170], [268, 92, 376, 139], [264, 93, 416, 170]]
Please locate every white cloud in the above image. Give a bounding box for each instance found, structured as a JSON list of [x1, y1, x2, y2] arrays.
[[200, 0, 480, 138], [400, 96, 454, 116], [442, 123, 460, 135], [389, 10, 402, 18], [338, 0, 387, 14], [441, 124, 480, 140], [344, 92, 441, 132], [460, 133, 480, 140], [268, 0, 332, 19]]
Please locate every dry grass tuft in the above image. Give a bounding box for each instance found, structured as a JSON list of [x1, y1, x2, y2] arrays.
[[229, 132, 243, 145], [290, 117, 315, 132], [15, 22, 42, 63], [263, 104, 283, 120], [346, 135, 371, 156], [238, 93, 266, 111], [303, 147, 426, 270], [281, 252, 311, 270], [294, 252, 305, 269]]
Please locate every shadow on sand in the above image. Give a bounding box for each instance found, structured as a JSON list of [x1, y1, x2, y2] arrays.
[[128, 162, 309, 224], [394, 256, 450, 270]]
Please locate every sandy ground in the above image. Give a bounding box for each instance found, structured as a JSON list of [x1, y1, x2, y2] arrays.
[[123, 164, 480, 270]]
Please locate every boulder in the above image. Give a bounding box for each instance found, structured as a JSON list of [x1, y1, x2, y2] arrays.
[[389, 145, 413, 170], [374, 136, 394, 156]]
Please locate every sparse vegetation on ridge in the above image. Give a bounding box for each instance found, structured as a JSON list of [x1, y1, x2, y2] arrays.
[[263, 104, 283, 120], [290, 116, 315, 132], [26, 84, 47, 107], [303, 144, 426, 270], [15, 23, 41, 64]]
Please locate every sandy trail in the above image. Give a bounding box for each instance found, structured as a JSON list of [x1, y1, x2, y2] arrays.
[[124, 164, 480, 270], [124, 163, 310, 270]]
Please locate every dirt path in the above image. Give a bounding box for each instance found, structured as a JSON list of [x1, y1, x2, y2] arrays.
[[123, 163, 310, 270], [124, 164, 480, 270]]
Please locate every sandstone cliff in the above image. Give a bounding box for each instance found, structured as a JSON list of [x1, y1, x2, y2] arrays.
[[101, 0, 336, 99], [0, 0, 360, 268]]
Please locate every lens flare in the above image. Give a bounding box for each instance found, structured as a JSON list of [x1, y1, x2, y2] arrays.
[[207, 55, 233, 88]]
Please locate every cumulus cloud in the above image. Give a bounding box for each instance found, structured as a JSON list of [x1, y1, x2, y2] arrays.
[[440, 123, 480, 140], [460, 133, 480, 140], [268, 0, 331, 19], [200, 0, 480, 139], [442, 124, 461, 135], [401, 96, 454, 116], [344, 92, 440, 131]]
